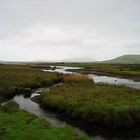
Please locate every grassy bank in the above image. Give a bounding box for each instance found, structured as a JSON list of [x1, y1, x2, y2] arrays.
[[38, 74, 140, 129], [0, 101, 89, 140], [0, 64, 63, 100]]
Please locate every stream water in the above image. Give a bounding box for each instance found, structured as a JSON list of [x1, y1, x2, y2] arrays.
[[89, 74, 140, 89], [5, 66, 140, 140], [13, 89, 66, 126]]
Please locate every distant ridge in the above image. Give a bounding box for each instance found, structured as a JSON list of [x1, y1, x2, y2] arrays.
[[104, 55, 140, 64]]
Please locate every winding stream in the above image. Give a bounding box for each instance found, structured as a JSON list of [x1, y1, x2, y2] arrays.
[[4, 66, 140, 140], [13, 88, 66, 126], [12, 88, 89, 138]]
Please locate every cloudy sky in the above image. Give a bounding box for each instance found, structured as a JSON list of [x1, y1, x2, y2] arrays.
[[0, 0, 140, 62]]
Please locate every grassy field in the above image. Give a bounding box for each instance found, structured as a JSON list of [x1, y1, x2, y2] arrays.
[[0, 64, 63, 100], [38, 74, 140, 129], [0, 101, 89, 140]]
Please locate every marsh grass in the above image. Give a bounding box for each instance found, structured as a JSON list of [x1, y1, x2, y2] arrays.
[[39, 74, 140, 128], [0, 64, 63, 99], [64, 74, 90, 82]]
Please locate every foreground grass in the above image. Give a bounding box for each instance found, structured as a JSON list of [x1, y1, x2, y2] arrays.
[[0, 102, 89, 140], [0, 64, 63, 100], [39, 74, 140, 128]]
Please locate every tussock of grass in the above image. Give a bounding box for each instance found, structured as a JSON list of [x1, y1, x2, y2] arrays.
[[0, 102, 89, 140], [64, 74, 90, 82], [39, 74, 140, 128], [0, 64, 63, 99]]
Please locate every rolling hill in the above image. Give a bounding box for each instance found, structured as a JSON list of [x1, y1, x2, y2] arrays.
[[105, 55, 140, 64]]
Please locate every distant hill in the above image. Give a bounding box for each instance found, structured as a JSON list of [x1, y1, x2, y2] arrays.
[[104, 55, 140, 64]]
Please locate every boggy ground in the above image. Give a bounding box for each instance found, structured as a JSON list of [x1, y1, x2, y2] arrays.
[[0, 101, 89, 140], [38, 74, 140, 134]]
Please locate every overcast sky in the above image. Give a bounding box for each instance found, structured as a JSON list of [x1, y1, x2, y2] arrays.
[[0, 0, 140, 62]]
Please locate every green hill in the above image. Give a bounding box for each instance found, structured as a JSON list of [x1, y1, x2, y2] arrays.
[[105, 55, 140, 64]]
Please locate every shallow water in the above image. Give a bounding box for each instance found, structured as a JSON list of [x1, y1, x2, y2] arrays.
[[89, 74, 140, 89], [43, 66, 81, 74]]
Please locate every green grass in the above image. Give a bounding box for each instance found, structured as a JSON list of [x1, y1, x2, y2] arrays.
[[39, 74, 140, 128], [0, 64, 63, 100], [0, 101, 89, 140]]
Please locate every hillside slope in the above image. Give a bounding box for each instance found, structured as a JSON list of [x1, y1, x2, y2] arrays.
[[105, 55, 140, 64]]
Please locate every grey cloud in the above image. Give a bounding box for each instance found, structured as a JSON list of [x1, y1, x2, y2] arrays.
[[0, 0, 140, 61]]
